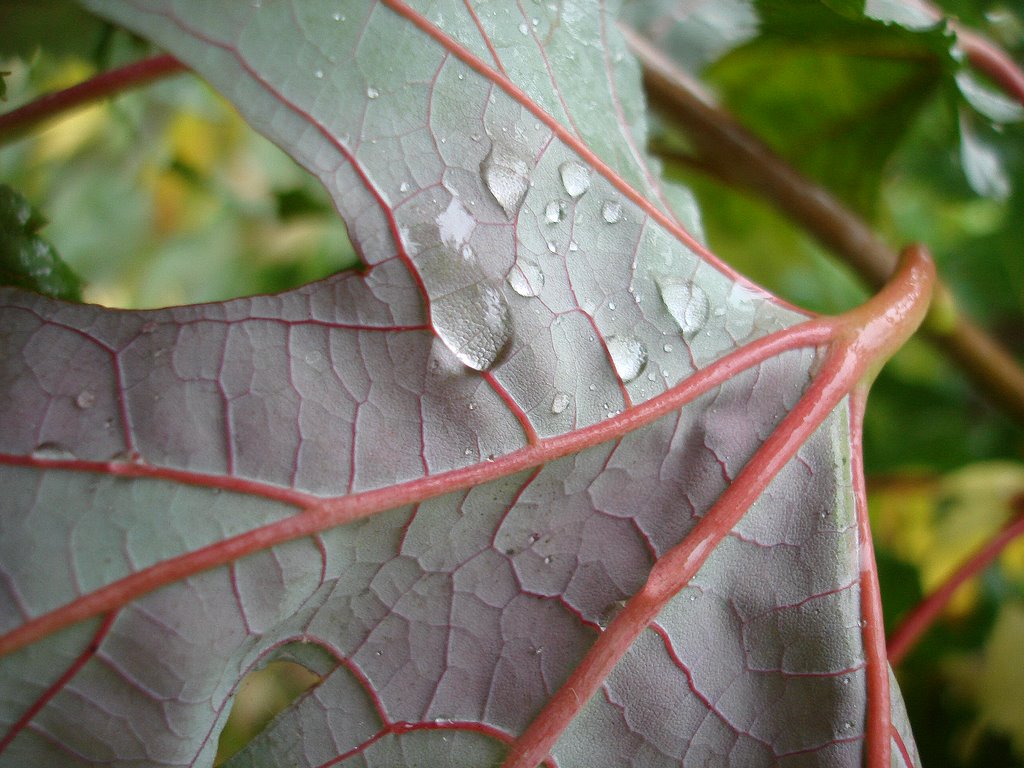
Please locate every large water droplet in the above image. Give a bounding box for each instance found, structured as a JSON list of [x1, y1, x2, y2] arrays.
[[606, 336, 648, 382], [432, 282, 512, 371], [658, 277, 710, 337], [559, 161, 590, 198], [482, 143, 531, 219], [551, 391, 571, 414], [544, 200, 565, 224], [601, 200, 622, 224], [507, 259, 544, 297]]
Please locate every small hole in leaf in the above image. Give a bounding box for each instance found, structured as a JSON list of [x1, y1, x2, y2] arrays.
[[214, 660, 321, 766]]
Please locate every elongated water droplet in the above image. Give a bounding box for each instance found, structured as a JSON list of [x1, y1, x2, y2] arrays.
[[551, 391, 571, 414], [657, 277, 710, 337], [432, 282, 511, 371], [482, 142, 531, 219], [601, 200, 622, 224], [507, 259, 544, 297], [366, 86, 379, 99], [544, 200, 565, 224], [606, 336, 647, 382], [559, 161, 590, 198], [32, 442, 75, 460]]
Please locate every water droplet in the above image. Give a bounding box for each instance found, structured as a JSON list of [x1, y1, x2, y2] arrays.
[[841, 676, 850, 685], [75, 391, 96, 409], [543, 556, 553, 565], [608, 301, 616, 311], [551, 391, 571, 414], [507, 259, 544, 298], [432, 282, 512, 372], [559, 161, 590, 198], [657, 277, 710, 337], [544, 199, 565, 224], [332, 12, 344, 21], [314, 69, 324, 79], [32, 442, 74, 460], [567, 240, 579, 252], [601, 200, 622, 224], [663, 343, 673, 353], [464, 448, 472, 456], [399, 181, 410, 193], [468, 402, 476, 411], [366, 86, 379, 99], [545, 240, 557, 254], [518, 21, 529, 34], [481, 142, 531, 219], [606, 336, 648, 382]]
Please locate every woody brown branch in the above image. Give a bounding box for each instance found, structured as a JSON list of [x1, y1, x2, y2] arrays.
[[622, 25, 1024, 425]]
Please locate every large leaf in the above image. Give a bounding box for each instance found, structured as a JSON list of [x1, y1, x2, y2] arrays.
[[0, 2, 924, 766]]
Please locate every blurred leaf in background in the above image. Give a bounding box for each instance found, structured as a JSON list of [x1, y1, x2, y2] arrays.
[[0, 0, 357, 309]]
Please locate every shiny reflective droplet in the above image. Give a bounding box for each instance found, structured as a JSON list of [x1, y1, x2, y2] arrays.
[[544, 199, 565, 224], [507, 259, 544, 298], [551, 391, 571, 414], [568, 240, 578, 252], [658, 277, 710, 337], [32, 442, 74, 460], [606, 336, 648, 382], [332, 12, 344, 21], [559, 161, 590, 198], [399, 181, 410, 193], [481, 142, 531, 219], [75, 390, 96, 409], [608, 302, 615, 311], [468, 402, 476, 411], [518, 22, 529, 34], [314, 69, 324, 79], [432, 282, 512, 371], [366, 86, 379, 99], [663, 343, 673, 353], [601, 200, 622, 224], [545, 240, 557, 254]]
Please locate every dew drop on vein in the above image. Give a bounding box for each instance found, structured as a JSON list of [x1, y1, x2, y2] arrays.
[[481, 142, 531, 219], [507, 259, 544, 298], [431, 282, 512, 372], [601, 200, 622, 224], [32, 442, 75, 460], [551, 391, 571, 414], [606, 336, 648, 382], [544, 200, 565, 224], [559, 161, 590, 198], [657, 277, 710, 337]]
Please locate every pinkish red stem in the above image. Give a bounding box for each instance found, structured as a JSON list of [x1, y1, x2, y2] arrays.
[[0, 54, 186, 145], [848, 387, 892, 768], [887, 508, 1024, 666]]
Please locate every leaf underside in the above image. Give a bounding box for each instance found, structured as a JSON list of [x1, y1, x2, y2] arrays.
[[0, 2, 919, 766]]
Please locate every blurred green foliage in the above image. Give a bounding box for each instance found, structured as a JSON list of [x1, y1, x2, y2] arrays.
[[2, 0, 1023, 765]]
